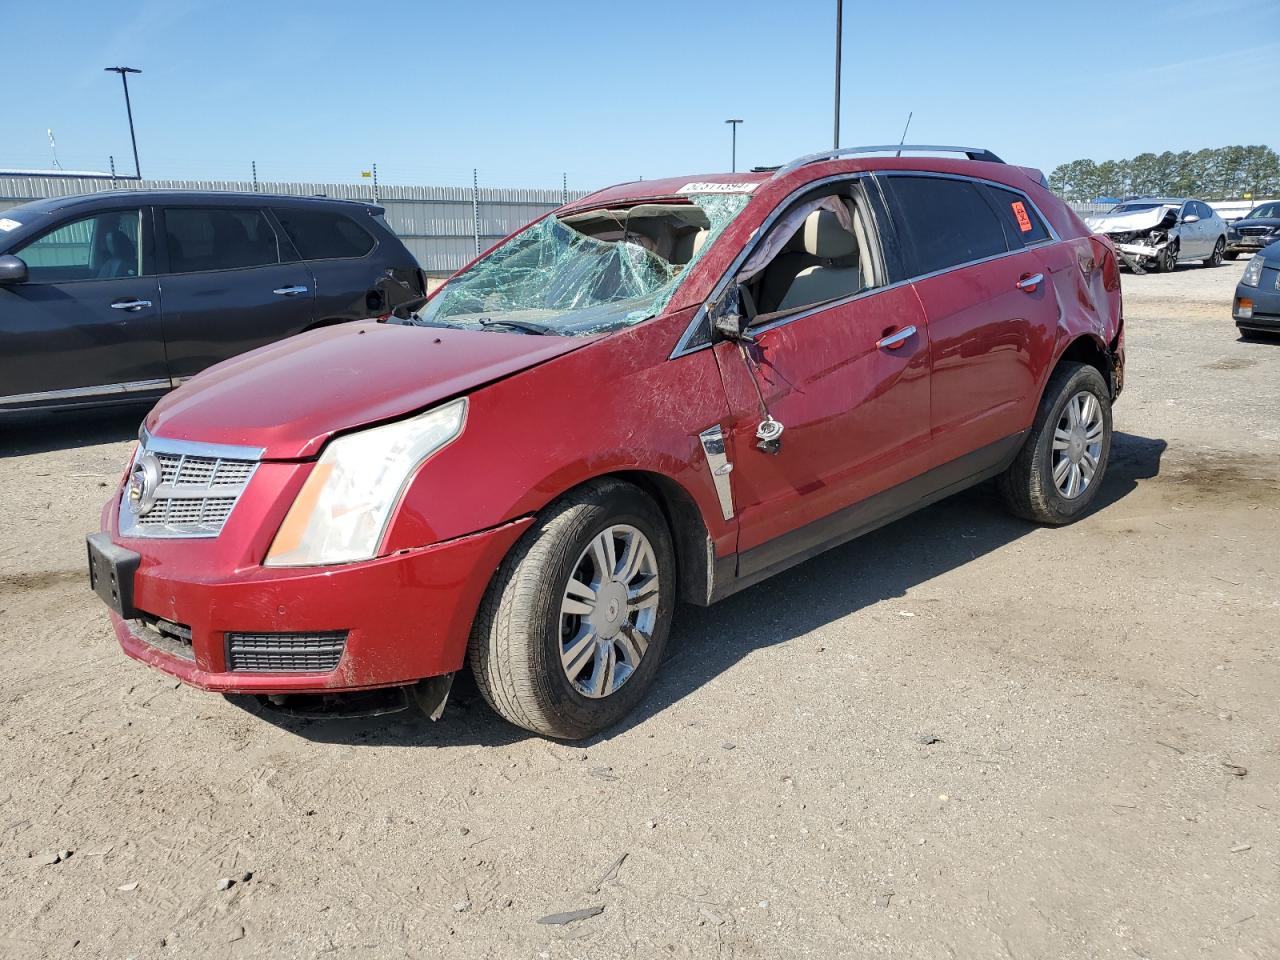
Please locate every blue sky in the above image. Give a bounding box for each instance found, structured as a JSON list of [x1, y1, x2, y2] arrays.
[[4, 0, 1277, 190]]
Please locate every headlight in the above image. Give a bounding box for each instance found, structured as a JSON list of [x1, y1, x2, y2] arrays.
[[265, 399, 467, 566], [1241, 254, 1265, 287]]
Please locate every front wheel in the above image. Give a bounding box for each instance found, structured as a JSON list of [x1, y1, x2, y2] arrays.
[[1157, 242, 1179, 272], [1204, 237, 1225, 267], [998, 362, 1113, 525], [469, 479, 676, 740], [1223, 251, 1239, 261]]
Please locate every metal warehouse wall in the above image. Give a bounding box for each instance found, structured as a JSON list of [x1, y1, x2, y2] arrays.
[[0, 177, 590, 275]]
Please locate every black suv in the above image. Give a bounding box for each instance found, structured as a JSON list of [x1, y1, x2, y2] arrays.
[[0, 191, 427, 415]]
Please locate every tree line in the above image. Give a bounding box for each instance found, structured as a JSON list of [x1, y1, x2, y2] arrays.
[[1048, 145, 1280, 201]]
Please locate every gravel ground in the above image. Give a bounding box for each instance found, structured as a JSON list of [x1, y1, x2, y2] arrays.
[[1, 259, 1277, 959]]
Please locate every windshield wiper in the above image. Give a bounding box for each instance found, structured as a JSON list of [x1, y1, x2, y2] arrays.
[[479, 318, 554, 336]]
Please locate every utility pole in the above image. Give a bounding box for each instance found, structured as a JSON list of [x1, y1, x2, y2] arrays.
[[252, 160, 259, 193], [472, 168, 481, 256], [833, 0, 843, 150], [725, 119, 743, 173], [104, 66, 142, 179]]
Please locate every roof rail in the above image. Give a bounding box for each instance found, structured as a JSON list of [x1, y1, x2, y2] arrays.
[[772, 144, 1005, 179]]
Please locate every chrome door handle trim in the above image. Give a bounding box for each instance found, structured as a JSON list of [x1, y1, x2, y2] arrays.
[[1016, 273, 1044, 291], [272, 285, 309, 296], [110, 299, 152, 311], [875, 325, 916, 350]]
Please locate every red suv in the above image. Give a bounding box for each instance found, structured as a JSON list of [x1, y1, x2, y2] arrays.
[[88, 146, 1125, 739]]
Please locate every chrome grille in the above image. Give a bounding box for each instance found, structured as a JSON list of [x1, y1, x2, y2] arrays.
[[227, 632, 348, 673], [118, 433, 264, 539], [1240, 226, 1274, 237]]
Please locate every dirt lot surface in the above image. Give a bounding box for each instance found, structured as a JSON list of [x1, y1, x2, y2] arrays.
[[2, 260, 1277, 959]]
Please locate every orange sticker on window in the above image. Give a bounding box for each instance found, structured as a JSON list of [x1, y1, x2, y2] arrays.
[[1011, 201, 1033, 233]]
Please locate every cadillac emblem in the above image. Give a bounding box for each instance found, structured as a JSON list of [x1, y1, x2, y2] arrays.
[[128, 453, 163, 517]]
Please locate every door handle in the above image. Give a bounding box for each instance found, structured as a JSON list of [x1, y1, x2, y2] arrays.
[[272, 285, 309, 296], [1016, 273, 1044, 292], [110, 299, 152, 311], [876, 325, 916, 350]]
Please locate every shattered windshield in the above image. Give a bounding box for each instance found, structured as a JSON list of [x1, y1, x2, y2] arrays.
[[416, 193, 751, 335], [1110, 202, 1170, 214]]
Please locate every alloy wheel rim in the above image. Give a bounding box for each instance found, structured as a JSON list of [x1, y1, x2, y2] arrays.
[[1051, 391, 1104, 500], [559, 524, 659, 698]]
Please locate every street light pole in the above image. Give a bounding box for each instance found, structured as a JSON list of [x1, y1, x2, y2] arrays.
[[104, 66, 142, 179], [833, 0, 843, 150], [725, 118, 743, 173]]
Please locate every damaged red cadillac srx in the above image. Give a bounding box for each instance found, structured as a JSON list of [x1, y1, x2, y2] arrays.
[[88, 146, 1125, 739]]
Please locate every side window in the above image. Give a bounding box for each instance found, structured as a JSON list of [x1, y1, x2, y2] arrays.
[[736, 188, 879, 318], [983, 185, 1051, 247], [14, 210, 145, 282], [1196, 201, 1215, 220], [1181, 202, 1197, 221], [271, 208, 375, 260], [162, 207, 280, 273], [879, 176, 1008, 279]]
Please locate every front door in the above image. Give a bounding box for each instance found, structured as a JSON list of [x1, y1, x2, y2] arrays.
[[157, 205, 315, 382], [0, 207, 168, 409], [709, 183, 932, 577]]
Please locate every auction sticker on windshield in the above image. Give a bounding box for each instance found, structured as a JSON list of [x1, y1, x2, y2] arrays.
[[676, 182, 758, 194], [0, 218, 21, 232]]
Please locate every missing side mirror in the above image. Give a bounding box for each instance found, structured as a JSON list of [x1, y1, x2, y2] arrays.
[[709, 283, 749, 341]]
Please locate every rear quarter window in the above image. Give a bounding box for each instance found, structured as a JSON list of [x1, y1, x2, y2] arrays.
[[879, 175, 1009, 279], [272, 208, 376, 260], [983, 184, 1051, 247]]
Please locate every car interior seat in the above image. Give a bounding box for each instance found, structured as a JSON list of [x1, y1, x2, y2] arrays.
[[96, 229, 138, 279], [774, 205, 863, 312]]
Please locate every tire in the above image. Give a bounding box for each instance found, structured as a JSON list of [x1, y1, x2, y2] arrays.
[[1157, 241, 1179, 272], [468, 479, 676, 740], [1204, 237, 1225, 267], [1224, 251, 1239, 261], [998, 362, 1113, 525]]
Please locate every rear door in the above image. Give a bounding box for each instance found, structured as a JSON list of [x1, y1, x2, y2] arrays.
[[270, 205, 396, 321], [157, 205, 315, 382], [875, 173, 1061, 468], [0, 206, 167, 409]]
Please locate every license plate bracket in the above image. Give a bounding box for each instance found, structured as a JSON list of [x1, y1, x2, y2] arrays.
[[87, 532, 141, 619]]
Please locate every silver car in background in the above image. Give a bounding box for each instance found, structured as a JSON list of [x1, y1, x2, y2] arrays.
[[1085, 198, 1228, 272]]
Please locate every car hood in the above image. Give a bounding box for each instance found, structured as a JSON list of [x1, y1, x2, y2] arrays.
[[144, 321, 593, 459], [1084, 206, 1179, 234], [1231, 218, 1280, 230]]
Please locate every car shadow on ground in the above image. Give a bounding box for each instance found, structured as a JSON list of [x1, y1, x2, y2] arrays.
[[0, 406, 146, 457], [234, 431, 1168, 750]]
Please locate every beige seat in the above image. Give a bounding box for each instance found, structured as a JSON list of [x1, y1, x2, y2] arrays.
[[775, 207, 863, 312]]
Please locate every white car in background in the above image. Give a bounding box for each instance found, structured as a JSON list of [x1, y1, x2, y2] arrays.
[[1085, 198, 1228, 272]]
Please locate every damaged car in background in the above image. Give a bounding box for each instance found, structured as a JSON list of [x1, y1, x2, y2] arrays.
[[1085, 198, 1227, 272]]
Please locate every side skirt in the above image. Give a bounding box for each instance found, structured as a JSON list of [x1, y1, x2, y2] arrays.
[[707, 431, 1026, 604]]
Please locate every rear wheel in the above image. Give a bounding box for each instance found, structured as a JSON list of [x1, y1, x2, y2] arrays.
[[469, 479, 676, 740], [998, 362, 1112, 525], [1205, 237, 1225, 267]]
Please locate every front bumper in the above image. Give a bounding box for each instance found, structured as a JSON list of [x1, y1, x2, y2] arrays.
[[1226, 236, 1277, 254], [102, 517, 531, 695], [1233, 278, 1280, 331], [1112, 240, 1168, 261]]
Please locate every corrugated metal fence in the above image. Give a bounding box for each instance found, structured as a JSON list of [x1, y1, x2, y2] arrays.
[[0, 176, 590, 275]]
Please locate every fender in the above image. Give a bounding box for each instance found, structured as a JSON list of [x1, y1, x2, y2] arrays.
[[381, 305, 738, 568]]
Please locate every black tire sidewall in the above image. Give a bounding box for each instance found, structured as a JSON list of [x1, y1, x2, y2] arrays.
[[525, 489, 676, 738], [1033, 367, 1113, 522]]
